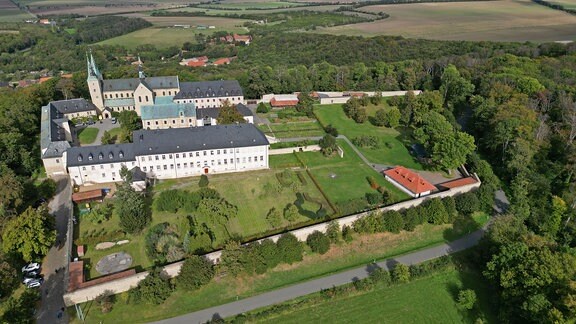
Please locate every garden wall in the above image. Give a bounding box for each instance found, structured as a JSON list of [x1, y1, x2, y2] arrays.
[[63, 174, 480, 306], [269, 145, 321, 155]]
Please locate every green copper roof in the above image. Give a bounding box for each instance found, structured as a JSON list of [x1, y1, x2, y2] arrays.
[[104, 98, 135, 107], [141, 102, 196, 120]]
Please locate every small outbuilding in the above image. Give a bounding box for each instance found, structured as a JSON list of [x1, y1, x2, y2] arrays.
[[72, 189, 104, 204], [383, 166, 436, 198]]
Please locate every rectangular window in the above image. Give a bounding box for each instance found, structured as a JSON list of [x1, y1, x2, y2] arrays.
[[155, 156, 159, 161], [211, 160, 214, 166], [224, 159, 227, 165], [248, 157, 251, 162], [236, 158, 239, 163], [255, 156, 258, 162], [260, 156, 263, 161], [102, 173, 105, 178], [112, 172, 116, 177], [147, 121, 150, 126], [156, 165, 160, 170], [91, 166, 95, 170], [223, 149, 227, 154], [183, 163, 188, 168], [218, 160, 221, 165], [211, 151, 214, 155], [101, 165, 104, 169], [162, 155, 166, 160], [204, 161, 207, 166], [243, 157, 246, 163], [170, 164, 174, 169], [143, 167, 147, 171], [217, 150, 220, 155], [196, 152, 200, 157], [148, 156, 152, 161], [56, 159, 60, 163], [110, 164, 113, 169], [176, 154, 179, 158], [141, 157, 145, 161], [189, 153, 193, 157], [236, 149, 239, 153], [203, 151, 207, 156], [163, 165, 167, 170], [169, 154, 172, 159]]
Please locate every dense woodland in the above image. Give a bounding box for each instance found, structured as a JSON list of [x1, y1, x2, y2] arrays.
[[0, 17, 576, 322]]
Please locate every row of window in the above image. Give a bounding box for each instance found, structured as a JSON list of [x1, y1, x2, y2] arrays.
[[141, 149, 247, 162], [176, 97, 242, 104], [104, 90, 175, 100], [141, 156, 264, 172], [145, 119, 193, 126]]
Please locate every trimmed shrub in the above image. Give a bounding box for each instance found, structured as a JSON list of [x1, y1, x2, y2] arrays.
[[342, 224, 354, 242], [383, 210, 404, 233], [198, 174, 209, 187], [366, 192, 382, 205], [392, 263, 410, 283], [326, 220, 341, 243], [177, 255, 215, 290], [456, 192, 480, 215], [277, 233, 303, 264]]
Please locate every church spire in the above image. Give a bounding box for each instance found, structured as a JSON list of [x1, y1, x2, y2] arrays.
[[87, 49, 101, 80], [137, 55, 145, 79]]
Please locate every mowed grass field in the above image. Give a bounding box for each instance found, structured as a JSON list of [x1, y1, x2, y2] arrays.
[[77, 127, 99, 145], [298, 139, 409, 206], [256, 267, 496, 323], [314, 104, 423, 169], [317, 0, 576, 42], [260, 121, 325, 138]]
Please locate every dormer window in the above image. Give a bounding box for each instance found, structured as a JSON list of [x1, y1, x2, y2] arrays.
[[109, 153, 114, 159], [119, 151, 124, 158], [88, 154, 93, 161], [78, 154, 83, 162], [99, 153, 104, 160]]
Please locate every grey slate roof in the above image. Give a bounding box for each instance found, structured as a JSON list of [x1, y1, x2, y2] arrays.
[[40, 103, 71, 158], [236, 103, 253, 117], [130, 166, 147, 182], [174, 80, 243, 100], [133, 124, 268, 156], [102, 76, 179, 92], [51, 98, 97, 114], [66, 143, 136, 167]]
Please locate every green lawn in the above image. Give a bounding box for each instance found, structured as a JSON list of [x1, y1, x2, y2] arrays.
[[107, 127, 123, 143], [77, 127, 99, 145], [314, 104, 422, 169], [298, 139, 409, 208], [264, 121, 325, 138], [255, 267, 496, 323], [73, 213, 490, 323], [269, 153, 302, 169]]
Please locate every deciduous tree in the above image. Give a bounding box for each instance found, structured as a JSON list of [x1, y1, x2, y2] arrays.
[[177, 255, 215, 290], [2, 206, 56, 261]]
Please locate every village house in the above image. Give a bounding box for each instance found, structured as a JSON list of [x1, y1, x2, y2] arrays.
[[383, 166, 436, 198]]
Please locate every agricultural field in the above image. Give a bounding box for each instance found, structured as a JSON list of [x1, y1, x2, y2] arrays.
[[317, 0, 576, 42], [197, 2, 304, 10], [165, 4, 342, 15], [297, 140, 409, 211], [547, 0, 576, 9], [260, 121, 325, 139], [256, 266, 496, 323], [99, 15, 249, 48], [314, 104, 423, 170], [0, 0, 34, 22]]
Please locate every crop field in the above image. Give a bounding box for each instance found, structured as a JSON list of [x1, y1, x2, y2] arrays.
[[17, 0, 186, 16], [261, 121, 325, 139], [165, 4, 342, 16], [547, 0, 576, 9], [0, 0, 34, 22], [197, 2, 303, 9], [317, 0, 576, 42]]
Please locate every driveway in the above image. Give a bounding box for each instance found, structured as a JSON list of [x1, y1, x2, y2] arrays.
[[82, 119, 121, 147], [156, 229, 485, 324], [36, 176, 72, 324]]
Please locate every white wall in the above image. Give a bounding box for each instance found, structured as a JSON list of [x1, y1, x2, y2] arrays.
[[173, 96, 244, 109], [269, 145, 321, 155], [142, 117, 196, 129], [68, 160, 138, 186]]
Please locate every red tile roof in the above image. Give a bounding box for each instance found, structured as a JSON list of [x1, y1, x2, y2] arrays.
[[187, 61, 206, 67], [72, 189, 103, 203], [213, 58, 230, 65], [438, 177, 477, 189], [68, 260, 84, 292], [383, 166, 436, 194], [270, 98, 299, 107], [233, 34, 251, 42]]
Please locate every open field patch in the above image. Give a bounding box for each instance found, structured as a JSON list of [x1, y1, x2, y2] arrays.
[[197, 2, 303, 10], [77, 127, 98, 145], [256, 266, 496, 323], [264, 121, 325, 139], [316, 0, 576, 42], [165, 4, 342, 15], [314, 104, 423, 170]]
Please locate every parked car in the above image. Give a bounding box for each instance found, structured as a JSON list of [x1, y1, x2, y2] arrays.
[[86, 119, 95, 125], [25, 278, 43, 288], [22, 263, 40, 273], [22, 277, 37, 285], [111, 117, 117, 124], [24, 270, 40, 277]]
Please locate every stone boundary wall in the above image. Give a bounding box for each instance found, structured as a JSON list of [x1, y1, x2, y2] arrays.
[[64, 174, 480, 306], [269, 145, 321, 155]]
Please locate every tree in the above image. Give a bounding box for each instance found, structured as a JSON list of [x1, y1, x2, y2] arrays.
[[374, 108, 400, 128], [392, 263, 410, 283], [325, 124, 338, 137], [266, 207, 282, 227], [403, 208, 420, 231], [366, 192, 382, 205], [342, 224, 354, 243], [1, 289, 39, 323], [306, 230, 330, 254], [118, 110, 140, 132], [458, 289, 477, 310], [177, 255, 215, 290], [115, 182, 150, 234], [426, 198, 449, 225], [137, 268, 173, 304], [0, 163, 24, 210], [95, 290, 114, 313], [326, 220, 341, 243], [383, 210, 404, 233], [440, 64, 475, 111], [2, 206, 56, 261], [354, 107, 367, 123], [443, 196, 458, 222], [100, 130, 113, 144], [431, 131, 476, 172], [283, 203, 299, 222], [455, 192, 480, 215], [217, 101, 246, 125], [319, 134, 337, 156], [256, 102, 269, 113], [277, 233, 303, 264], [0, 259, 18, 298], [198, 174, 209, 188]]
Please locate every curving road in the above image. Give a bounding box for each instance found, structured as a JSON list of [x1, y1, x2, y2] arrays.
[[156, 228, 486, 324]]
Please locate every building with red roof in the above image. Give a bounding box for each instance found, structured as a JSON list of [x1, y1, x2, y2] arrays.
[[187, 60, 206, 67], [233, 34, 252, 45], [213, 57, 231, 65], [437, 176, 478, 190], [383, 166, 436, 198], [270, 94, 299, 108]]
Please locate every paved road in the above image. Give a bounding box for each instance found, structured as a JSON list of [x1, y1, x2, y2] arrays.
[[36, 177, 72, 324], [82, 118, 120, 146], [156, 228, 485, 324]]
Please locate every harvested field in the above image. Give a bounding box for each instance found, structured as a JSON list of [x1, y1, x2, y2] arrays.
[[316, 0, 576, 42], [0, 0, 34, 22], [547, 0, 576, 9], [165, 4, 342, 15], [122, 14, 249, 28]]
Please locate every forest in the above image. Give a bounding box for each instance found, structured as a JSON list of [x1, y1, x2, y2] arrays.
[[0, 16, 576, 321]]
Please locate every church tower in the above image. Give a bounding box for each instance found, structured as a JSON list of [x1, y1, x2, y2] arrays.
[[86, 51, 104, 111]]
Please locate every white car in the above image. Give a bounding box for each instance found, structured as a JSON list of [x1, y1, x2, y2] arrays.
[[25, 278, 43, 288], [22, 263, 40, 273], [22, 277, 36, 285]]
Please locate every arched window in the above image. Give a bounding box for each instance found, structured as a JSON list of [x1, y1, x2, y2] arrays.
[[109, 153, 114, 159], [88, 154, 93, 161], [77, 155, 83, 162], [119, 151, 124, 158], [138, 96, 142, 103]]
